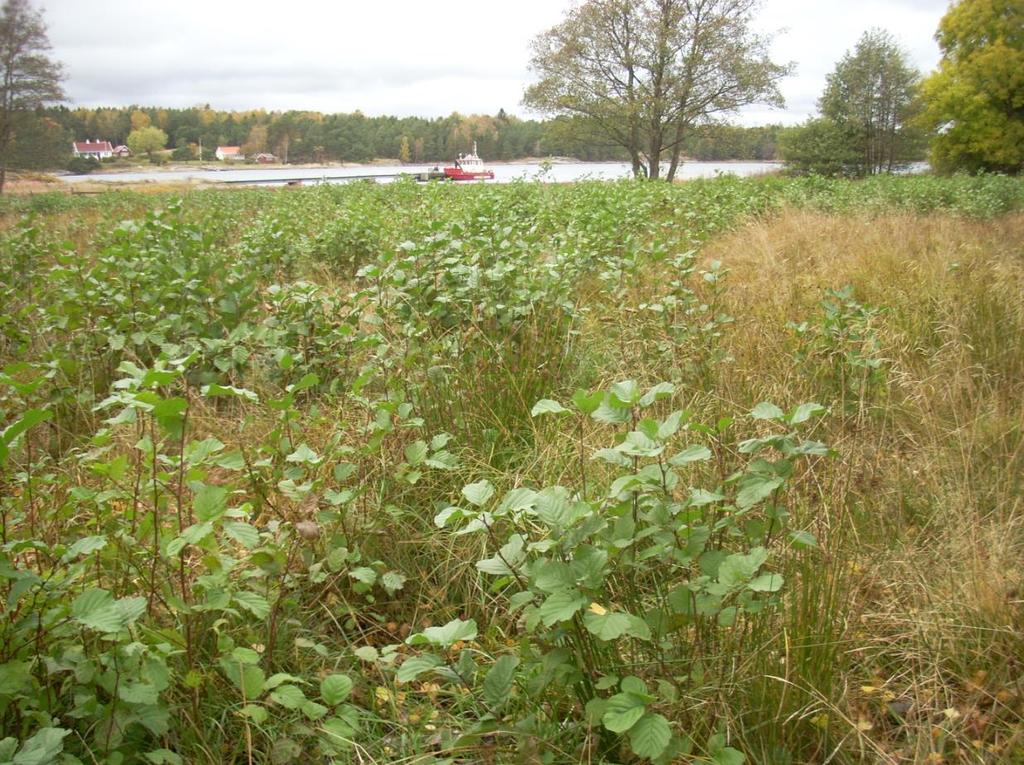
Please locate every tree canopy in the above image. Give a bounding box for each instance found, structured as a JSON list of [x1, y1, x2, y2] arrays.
[[523, 0, 789, 180], [0, 0, 64, 192], [780, 29, 923, 176], [39, 104, 782, 167], [127, 125, 168, 158], [918, 0, 1024, 174]]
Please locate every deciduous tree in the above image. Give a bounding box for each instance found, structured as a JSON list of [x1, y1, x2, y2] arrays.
[[819, 29, 923, 174], [523, 0, 789, 180], [781, 29, 924, 176], [918, 0, 1024, 174], [0, 0, 64, 192], [127, 125, 168, 160]]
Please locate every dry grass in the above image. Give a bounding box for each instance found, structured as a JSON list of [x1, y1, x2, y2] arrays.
[[687, 210, 1024, 763]]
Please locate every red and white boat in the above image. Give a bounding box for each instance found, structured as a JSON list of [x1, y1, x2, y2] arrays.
[[443, 142, 495, 181]]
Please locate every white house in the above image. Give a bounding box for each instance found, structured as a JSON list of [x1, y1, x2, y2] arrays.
[[72, 140, 114, 159], [215, 146, 244, 161]]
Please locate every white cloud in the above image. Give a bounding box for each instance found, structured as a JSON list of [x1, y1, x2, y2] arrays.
[[43, 0, 948, 123]]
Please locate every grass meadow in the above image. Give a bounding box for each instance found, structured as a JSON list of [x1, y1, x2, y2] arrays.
[[0, 174, 1022, 764]]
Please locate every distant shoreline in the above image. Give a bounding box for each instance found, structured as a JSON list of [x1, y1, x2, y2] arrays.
[[71, 156, 778, 177]]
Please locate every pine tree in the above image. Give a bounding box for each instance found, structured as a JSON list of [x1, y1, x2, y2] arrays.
[[0, 0, 64, 192]]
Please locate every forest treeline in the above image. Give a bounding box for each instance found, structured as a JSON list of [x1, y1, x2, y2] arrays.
[[14, 105, 781, 167]]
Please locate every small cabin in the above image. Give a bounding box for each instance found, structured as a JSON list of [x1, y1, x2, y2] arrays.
[[215, 146, 244, 161], [72, 140, 114, 159], [254, 153, 277, 164], [112, 145, 131, 157]]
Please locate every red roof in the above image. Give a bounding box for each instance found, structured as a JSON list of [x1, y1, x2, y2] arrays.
[[74, 141, 113, 152], [217, 146, 242, 155]]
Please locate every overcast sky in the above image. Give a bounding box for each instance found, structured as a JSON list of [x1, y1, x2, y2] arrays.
[[43, 0, 949, 126]]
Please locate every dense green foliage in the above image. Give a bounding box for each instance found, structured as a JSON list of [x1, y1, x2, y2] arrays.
[[126, 126, 169, 160], [0, 0, 64, 192], [1, 174, 1023, 764], [919, 0, 1024, 174], [38, 105, 784, 168], [781, 30, 924, 176]]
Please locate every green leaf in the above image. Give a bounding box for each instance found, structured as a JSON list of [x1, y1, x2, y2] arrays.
[[531, 399, 570, 417], [381, 571, 407, 594], [285, 443, 321, 465], [602, 692, 647, 733], [571, 389, 603, 415], [223, 521, 259, 548], [497, 487, 537, 514], [64, 535, 107, 559], [639, 382, 674, 407], [593, 396, 631, 424], [583, 610, 632, 641], [12, 727, 69, 765], [668, 445, 712, 465], [657, 410, 687, 439], [201, 383, 258, 402], [269, 737, 302, 764], [302, 700, 329, 720], [320, 711, 358, 744], [616, 431, 663, 457], [396, 654, 443, 683], [476, 535, 525, 576], [534, 486, 580, 528], [433, 505, 463, 528], [238, 705, 268, 724], [629, 713, 672, 760], [748, 573, 784, 592], [231, 647, 262, 665], [787, 402, 826, 425], [270, 684, 307, 710], [750, 402, 784, 421], [290, 373, 320, 393], [482, 655, 519, 710], [735, 474, 783, 510], [320, 674, 354, 705], [625, 615, 652, 641], [689, 488, 725, 507], [789, 530, 818, 549], [0, 661, 30, 695], [179, 521, 214, 546], [353, 646, 379, 662], [537, 589, 587, 627], [263, 673, 305, 690], [0, 408, 52, 465], [611, 380, 641, 407], [193, 485, 228, 521], [407, 618, 478, 647], [718, 548, 768, 588], [593, 448, 632, 467], [349, 566, 377, 585], [219, 659, 265, 700], [119, 682, 159, 706], [712, 747, 747, 765], [234, 590, 271, 619], [620, 676, 651, 697], [404, 440, 428, 465], [71, 589, 146, 633], [462, 480, 495, 507], [144, 749, 184, 765]]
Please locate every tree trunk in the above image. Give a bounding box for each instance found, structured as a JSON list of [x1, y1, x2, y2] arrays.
[[667, 145, 683, 182], [0, 125, 11, 195]]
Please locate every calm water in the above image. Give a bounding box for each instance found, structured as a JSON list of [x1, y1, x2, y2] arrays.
[[60, 160, 782, 186]]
